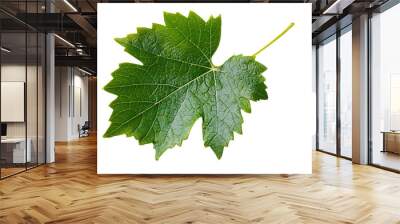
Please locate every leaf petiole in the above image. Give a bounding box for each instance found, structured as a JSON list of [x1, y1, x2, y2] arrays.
[[251, 22, 295, 58]]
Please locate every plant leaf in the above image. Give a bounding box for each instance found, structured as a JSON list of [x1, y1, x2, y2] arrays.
[[104, 11, 268, 160]]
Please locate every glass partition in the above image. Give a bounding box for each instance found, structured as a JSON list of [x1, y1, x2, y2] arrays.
[[339, 27, 352, 158], [0, 1, 46, 179], [1, 30, 28, 177], [38, 32, 45, 165], [317, 35, 337, 154], [371, 3, 400, 171], [27, 31, 38, 169]]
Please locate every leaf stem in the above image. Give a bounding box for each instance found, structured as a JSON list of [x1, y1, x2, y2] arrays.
[[252, 22, 295, 58]]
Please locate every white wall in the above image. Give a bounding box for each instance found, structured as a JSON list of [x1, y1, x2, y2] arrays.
[[71, 72, 89, 138], [55, 66, 70, 141], [55, 67, 89, 141]]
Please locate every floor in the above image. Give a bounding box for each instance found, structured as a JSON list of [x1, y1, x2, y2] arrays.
[[0, 167, 25, 178], [1, 163, 42, 178], [372, 150, 400, 171], [0, 135, 400, 223]]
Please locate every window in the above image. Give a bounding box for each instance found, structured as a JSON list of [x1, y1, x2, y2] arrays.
[[339, 27, 352, 158], [371, 3, 400, 171], [318, 36, 337, 154]]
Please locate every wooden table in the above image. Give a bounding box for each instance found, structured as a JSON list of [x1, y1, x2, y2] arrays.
[[381, 131, 400, 154]]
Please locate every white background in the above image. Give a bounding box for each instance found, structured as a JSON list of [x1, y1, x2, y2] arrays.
[[97, 3, 312, 174]]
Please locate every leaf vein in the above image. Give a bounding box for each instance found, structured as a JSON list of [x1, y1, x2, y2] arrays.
[[165, 27, 212, 65], [107, 83, 178, 89], [131, 44, 211, 70], [109, 69, 213, 134]]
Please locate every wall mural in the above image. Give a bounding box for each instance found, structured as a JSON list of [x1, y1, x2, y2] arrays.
[[104, 11, 294, 160], [98, 3, 312, 174]]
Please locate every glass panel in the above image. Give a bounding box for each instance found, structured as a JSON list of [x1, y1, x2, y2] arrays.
[[27, 31, 38, 169], [371, 4, 400, 171], [25, 0, 39, 169], [340, 29, 352, 158], [0, 1, 46, 178], [38, 32, 45, 165], [1, 30, 27, 177], [318, 36, 337, 154], [312, 45, 317, 150]]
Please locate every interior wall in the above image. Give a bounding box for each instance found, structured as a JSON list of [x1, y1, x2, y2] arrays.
[[71, 71, 89, 138], [55, 66, 70, 141], [55, 66, 89, 141], [88, 77, 97, 132], [1, 64, 39, 139]]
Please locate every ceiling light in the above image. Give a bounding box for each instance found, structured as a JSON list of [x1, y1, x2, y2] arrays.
[[54, 34, 75, 48], [63, 0, 78, 12], [76, 48, 86, 55], [1, 47, 11, 53], [78, 67, 92, 76], [323, 0, 354, 15]]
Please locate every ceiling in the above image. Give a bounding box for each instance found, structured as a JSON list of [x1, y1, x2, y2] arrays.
[[0, 0, 394, 74]]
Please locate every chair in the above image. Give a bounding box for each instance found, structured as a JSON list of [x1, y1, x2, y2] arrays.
[[79, 121, 90, 138]]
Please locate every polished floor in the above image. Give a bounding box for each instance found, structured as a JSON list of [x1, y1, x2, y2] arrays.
[[0, 167, 25, 178], [0, 135, 400, 223], [372, 150, 400, 171], [1, 162, 43, 178]]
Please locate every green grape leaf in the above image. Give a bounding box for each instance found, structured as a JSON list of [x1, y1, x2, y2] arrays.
[[104, 11, 292, 160]]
